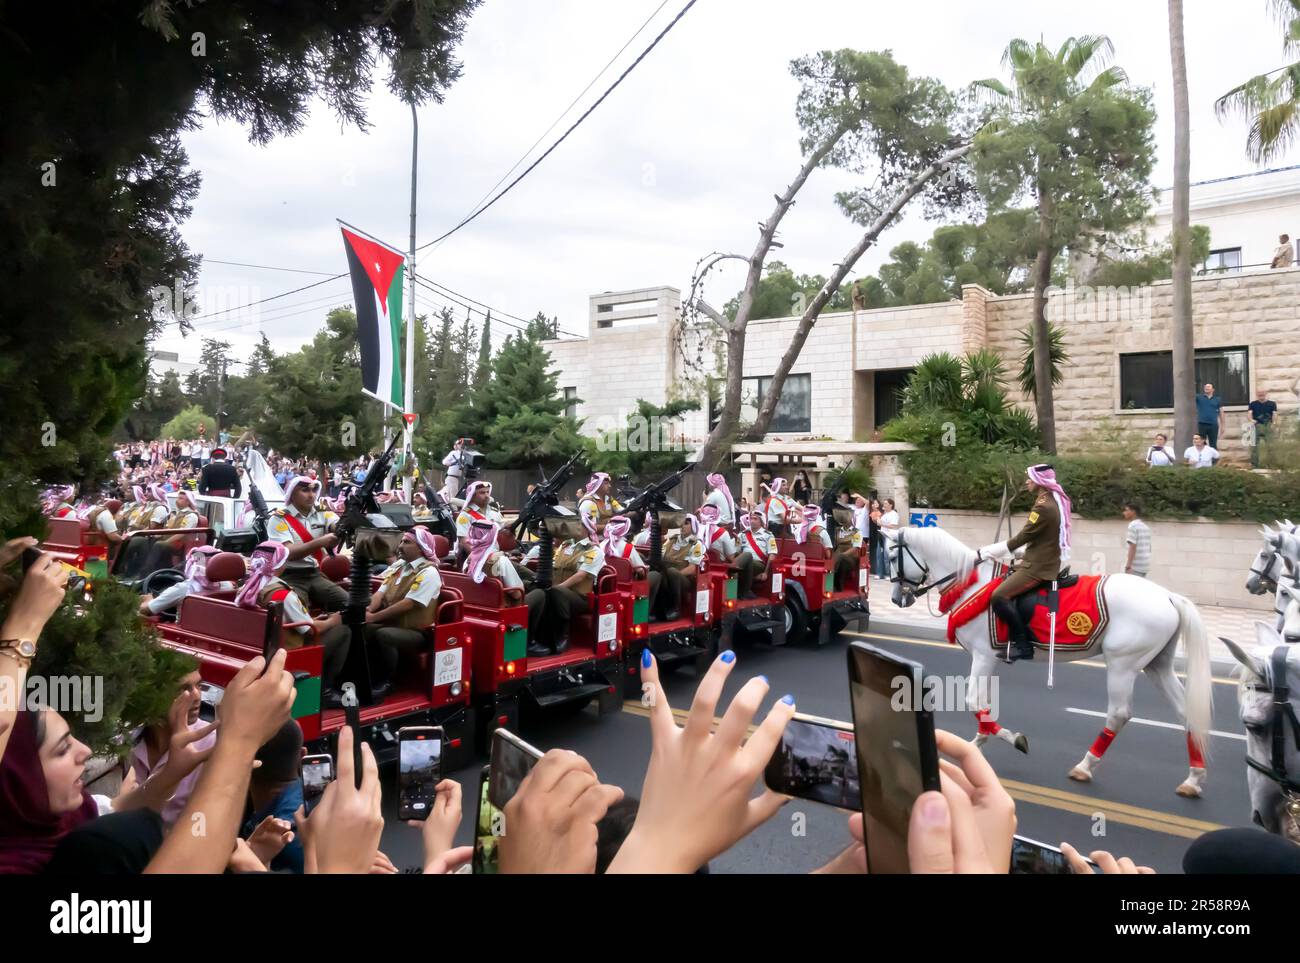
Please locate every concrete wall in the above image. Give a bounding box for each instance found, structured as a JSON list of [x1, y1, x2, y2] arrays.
[[920, 508, 1271, 611]]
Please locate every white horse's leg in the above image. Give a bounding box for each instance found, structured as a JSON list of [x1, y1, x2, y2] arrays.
[[966, 647, 1028, 754], [1069, 664, 1139, 782], [1142, 641, 1207, 798]]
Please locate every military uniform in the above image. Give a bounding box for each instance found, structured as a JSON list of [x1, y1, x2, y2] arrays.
[[659, 532, 705, 619], [603, 535, 664, 617], [259, 576, 351, 691], [831, 509, 864, 591], [578, 495, 624, 536], [739, 525, 778, 595], [763, 493, 795, 535], [990, 490, 1062, 660], [545, 537, 606, 650], [366, 558, 442, 681], [268, 505, 348, 612], [703, 488, 735, 527]]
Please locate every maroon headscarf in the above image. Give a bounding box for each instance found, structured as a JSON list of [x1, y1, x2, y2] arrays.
[[0, 711, 98, 874]]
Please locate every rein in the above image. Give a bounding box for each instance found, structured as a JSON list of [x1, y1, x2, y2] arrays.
[[891, 529, 962, 598], [1244, 647, 1300, 803]]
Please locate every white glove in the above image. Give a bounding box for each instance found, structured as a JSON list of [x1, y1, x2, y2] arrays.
[[977, 542, 1011, 563]]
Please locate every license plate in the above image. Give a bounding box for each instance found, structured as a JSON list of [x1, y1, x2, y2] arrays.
[[598, 612, 618, 643], [435, 648, 463, 687], [858, 569, 868, 590], [695, 591, 710, 617], [771, 573, 783, 594]]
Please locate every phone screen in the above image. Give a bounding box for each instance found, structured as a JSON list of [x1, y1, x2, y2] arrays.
[[847, 641, 940, 874], [764, 715, 859, 810], [487, 729, 543, 810], [397, 728, 443, 821], [472, 767, 499, 875], [301, 755, 334, 815], [1010, 835, 1094, 874]]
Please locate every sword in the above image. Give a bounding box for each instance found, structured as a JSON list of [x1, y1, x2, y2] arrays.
[[1047, 579, 1058, 689]]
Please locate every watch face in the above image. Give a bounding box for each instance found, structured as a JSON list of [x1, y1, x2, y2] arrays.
[[18, 640, 36, 658]]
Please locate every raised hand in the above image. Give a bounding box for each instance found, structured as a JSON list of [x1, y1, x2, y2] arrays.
[[301, 726, 384, 874], [608, 649, 795, 874]]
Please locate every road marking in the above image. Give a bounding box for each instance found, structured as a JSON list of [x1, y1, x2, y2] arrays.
[[619, 701, 1225, 840], [846, 629, 1239, 686], [1064, 707, 1247, 742]]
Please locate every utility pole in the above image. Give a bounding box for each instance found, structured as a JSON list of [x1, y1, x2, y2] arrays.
[[403, 100, 418, 502]]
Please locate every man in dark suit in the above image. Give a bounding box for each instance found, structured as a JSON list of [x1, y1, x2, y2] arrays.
[[197, 447, 241, 497]]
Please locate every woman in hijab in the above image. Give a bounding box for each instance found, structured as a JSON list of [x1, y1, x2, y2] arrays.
[[0, 709, 99, 874]]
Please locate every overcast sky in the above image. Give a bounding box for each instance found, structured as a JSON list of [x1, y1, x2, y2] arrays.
[[157, 0, 1295, 367]]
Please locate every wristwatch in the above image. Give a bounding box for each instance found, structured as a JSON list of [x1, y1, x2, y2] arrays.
[[0, 638, 37, 669]]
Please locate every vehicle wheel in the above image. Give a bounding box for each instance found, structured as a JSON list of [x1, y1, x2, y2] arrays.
[[781, 596, 808, 646]]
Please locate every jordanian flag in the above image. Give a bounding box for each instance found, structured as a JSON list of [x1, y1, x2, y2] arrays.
[[339, 224, 405, 408]]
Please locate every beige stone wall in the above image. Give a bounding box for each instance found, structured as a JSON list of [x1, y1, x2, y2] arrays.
[[920, 508, 1271, 611], [979, 267, 1300, 461]]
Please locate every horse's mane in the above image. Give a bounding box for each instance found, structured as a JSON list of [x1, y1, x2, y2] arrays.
[[898, 526, 977, 578]]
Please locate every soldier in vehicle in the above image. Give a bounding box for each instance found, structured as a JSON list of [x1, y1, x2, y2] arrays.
[[236, 540, 353, 707], [47, 485, 77, 519], [658, 512, 706, 620], [456, 480, 532, 582], [411, 490, 434, 521], [85, 497, 126, 556], [829, 500, 864, 591], [760, 477, 796, 536], [737, 508, 778, 596], [792, 504, 858, 591], [364, 526, 444, 691], [697, 503, 759, 598], [268, 475, 348, 612], [599, 514, 663, 615], [539, 516, 607, 654], [977, 464, 1071, 664], [463, 519, 547, 653], [577, 472, 624, 539], [702, 473, 736, 531], [138, 544, 238, 617]]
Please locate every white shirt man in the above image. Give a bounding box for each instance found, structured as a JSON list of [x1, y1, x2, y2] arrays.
[[703, 487, 735, 526], [269, 502, 332, 569], [378, 556, 443, 608], [1145, 440, 1176, 467], [738, 524, 777, 567], [1184, 438, 1218, 468]]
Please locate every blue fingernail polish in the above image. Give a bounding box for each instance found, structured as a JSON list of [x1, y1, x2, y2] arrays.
[[641, 647, 653, 668], [720, 650, 736, 664], [781, 694, 795, 705], [758, 675, 769, 685]]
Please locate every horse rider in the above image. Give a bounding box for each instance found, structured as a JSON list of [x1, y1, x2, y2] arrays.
[[976, 464, 1073, 664]]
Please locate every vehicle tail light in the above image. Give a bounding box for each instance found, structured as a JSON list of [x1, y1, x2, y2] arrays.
[[449, 738, 462, 749], [727, 599, 735, 609], [505, 662, 516, 675], [633, 625, 643, 635]]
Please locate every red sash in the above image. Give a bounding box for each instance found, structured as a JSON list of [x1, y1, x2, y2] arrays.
[[281, 512, 324, 564], [744, 531, 765, 557], [466, 507, 486, 521], [55, 506, 73, 518], [708, 528, 726, 544], [618, 542, 633, 559]]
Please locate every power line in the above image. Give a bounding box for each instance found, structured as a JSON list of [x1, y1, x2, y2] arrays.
[[170, 273, 348, 326], [201, 258, 339, 277], [422, 0, 672, 258], [414, 0, 698, 252]]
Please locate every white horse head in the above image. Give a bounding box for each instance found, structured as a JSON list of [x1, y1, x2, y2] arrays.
[[1222, 627, 1300, 843], [883, 526, 975, 609]]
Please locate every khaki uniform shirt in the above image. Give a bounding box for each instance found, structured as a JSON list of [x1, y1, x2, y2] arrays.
[[1006, 491, 1062, 581]]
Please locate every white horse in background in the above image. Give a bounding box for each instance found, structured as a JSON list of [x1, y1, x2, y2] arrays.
[[1245, 522, 1300, 643], [886, 526, 1213, 797], [1222, 627, 1300, 843]]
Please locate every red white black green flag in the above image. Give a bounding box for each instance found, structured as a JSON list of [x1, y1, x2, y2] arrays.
[[339, 224, 405, 408]]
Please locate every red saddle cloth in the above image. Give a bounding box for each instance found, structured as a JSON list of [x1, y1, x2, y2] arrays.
[[940, 570, 1109, 648]]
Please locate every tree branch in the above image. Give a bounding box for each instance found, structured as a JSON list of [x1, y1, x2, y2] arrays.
[[748, 141, 977, 439]]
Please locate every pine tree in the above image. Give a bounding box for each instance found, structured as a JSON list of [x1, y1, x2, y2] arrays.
[[247, 333, 275, 377], [473, 311, 492, 392]]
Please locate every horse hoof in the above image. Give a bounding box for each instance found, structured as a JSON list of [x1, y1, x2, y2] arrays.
[[1068, 767, 1092, 782], [1013, 733, 1029, 754], [1175, 782, 1202, 798]]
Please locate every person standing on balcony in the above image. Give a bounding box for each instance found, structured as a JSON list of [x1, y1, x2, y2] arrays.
[[1271, 233, 1294, 269], [1195, 383, 1223, 451]]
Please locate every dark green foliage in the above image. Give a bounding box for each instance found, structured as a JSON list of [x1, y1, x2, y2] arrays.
[[724, 261, 852, 322], [585, 398, 702, 479], [1015, 323, 1070, 399], [884, 352, 1041, 450]]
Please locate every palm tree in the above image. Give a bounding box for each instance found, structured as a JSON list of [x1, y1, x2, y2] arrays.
[[1015, 322, 1069, 399], [1170, 0, 1196, 453], [972, 36, 1129, 454], [1216, 1, 1300, 163]]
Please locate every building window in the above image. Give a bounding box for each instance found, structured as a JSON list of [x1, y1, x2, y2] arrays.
[[563, 386, 578, 419], [742, 374, 812, 433], [1118, 347, 1249, 409], [1201, 248, 1242, 274]]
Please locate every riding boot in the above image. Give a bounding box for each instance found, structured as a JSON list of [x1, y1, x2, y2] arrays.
[[992, 596, 1034, 663]]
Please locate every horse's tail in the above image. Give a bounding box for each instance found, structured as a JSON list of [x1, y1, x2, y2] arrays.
[[1170, 592, 1212, 760]]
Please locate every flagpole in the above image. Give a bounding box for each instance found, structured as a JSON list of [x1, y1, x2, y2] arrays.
[[403, 100, 418, 502]]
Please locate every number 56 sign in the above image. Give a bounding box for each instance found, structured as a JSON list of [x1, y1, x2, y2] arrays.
[[909, 512, 938, 528]]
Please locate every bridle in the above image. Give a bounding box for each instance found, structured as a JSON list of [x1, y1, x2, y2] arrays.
[[1249, 549, 1283, 595], [890, 529, 960, 598], [1243, 646, 1300, 829]]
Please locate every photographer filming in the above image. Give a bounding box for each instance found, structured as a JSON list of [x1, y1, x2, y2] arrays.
[[439, 438, 485, 501]]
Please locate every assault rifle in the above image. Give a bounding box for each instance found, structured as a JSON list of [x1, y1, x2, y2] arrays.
[[511, 451, 583, 589], [336, 431, 403, 543]]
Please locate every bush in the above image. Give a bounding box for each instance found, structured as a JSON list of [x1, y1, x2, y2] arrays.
[[159, 404, 217, 441], [903, 446, 1300, 522]]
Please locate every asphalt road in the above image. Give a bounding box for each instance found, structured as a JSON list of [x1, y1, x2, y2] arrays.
[[378, 616, 1253, 874]]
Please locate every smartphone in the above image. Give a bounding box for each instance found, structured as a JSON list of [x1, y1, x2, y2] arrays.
[[397, 726, 443, 821], [472, 766, 498, 875], [847, 640, 941, 874], [487, 728, 543, 810], [21, 547, 42, 572], [300, 753, 334, 815], [1010, 835, 1097, 874], [764, 713, 859, 810]]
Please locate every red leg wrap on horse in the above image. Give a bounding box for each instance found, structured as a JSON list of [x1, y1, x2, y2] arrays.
[[1186, 732, 1205, 769], [1089, 727, 1117, 758], [975, 710, 1001, 735]]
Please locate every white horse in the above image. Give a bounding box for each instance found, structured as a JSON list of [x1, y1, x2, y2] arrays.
[[1221, 627, 1300, 843], [886, 526, 1213, 797], [1245, 521, 1300, 642]]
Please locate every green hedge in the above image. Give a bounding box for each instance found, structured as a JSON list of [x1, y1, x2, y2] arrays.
[[903, 448, 1300, 522]]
